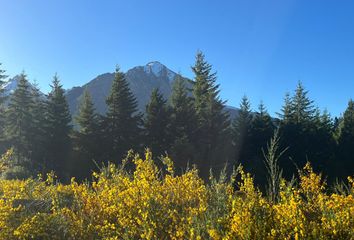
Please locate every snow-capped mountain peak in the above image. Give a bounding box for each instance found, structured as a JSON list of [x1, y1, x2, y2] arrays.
[[144, 61, 164, 75], [143, 61, 176, 82], [2, 76, 20, 94]]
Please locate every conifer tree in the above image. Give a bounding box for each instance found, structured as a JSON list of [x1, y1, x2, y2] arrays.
[[0, 64, 8, 153], [45, 74, 72, 178], [310, 108, 336, 176], [277, 92, 293, 124], [169, 75, 197, 170], [73, 89, 101, 179], [249, 101, 275, 187], [103, 67, 142, 163], [29, 82, 47, 171], [336, 99, 354, 179], [144, 88, 172, 158], [232, 95, 252, 165], [192, 51, 230, 175], [76, 90, 99, 136], [291, 81, 316, 124], [278, 82, 319, 179], [5, 73, 34, 166], [251, 102, 274, 151], [0, 63, 7, 104]]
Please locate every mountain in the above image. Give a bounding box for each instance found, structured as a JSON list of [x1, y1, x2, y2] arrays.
[[1, 75, 44, 101], [2, 75, 21, 95], [2, 62, 239, 118], [66, 61, 238, 118], [67, 61, 179, 115]]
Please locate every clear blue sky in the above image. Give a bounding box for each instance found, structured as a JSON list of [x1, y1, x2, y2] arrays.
[[1, 0, 354, 117]]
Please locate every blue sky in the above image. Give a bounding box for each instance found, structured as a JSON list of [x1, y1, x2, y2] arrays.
[[1, 0, 354, 116]]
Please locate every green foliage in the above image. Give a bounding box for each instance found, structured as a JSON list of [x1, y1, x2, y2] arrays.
[[291, 81, 316, 124], [0, 148, 32, 180], [277, 92, 292, 123], [0, 63, 8, 153], [5, 73, 34, 164], [1, 165, 32, 180], [250, 102, 274, 154], [0, 59, 352, 187], [277, 82, 336, 180], [103, 66, 142, 163], [192, 51, 230, 176], [75, 89, 99, 136], [336, 99, 354, 179], [169, 75, 197, 171], [232, 95, 252, 165], [73, 89, 101, 180], [45, 74, 72, 178], [144, 88, 172, 158], [0, 63, 7, 104], [249, 102, 275, 187], [262, 129, 286, 202], [29, 82, 47, 172]]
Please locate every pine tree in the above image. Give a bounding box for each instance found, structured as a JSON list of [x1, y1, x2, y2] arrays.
[[76, 90, 99, 137], [336, 99, 354, 179], [291, 81, 316, 124], [278, 82, 319, 179], [169, 75, 197, 170], [310, 108, 336, 176], [192, 51, 230, 175], [249, 101, 275, 188], [73, 89, 101, 179], [251, 102, 274, 151], [29, 81, 47, 171], [0, 64, 8, 153], [5, 73, 34, 166], [144, 88, 172, 158], [103, 66, 142, 163], [0, 63, 8, 104], [277, 92, 293, 124], [45, 74, 72, 178], [232, 95, 252, 165]]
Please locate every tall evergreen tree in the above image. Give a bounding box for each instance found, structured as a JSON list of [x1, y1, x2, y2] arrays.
[[277, 92, 293, 124], [0, 64, 8, 153], [144, 88, 172, 158], [75, 90, 99, 137], [45, 74, 72, 178], [336, 99, 354, 179], [250, 102, 274, 151], [291, 81, 316, 124], [73, 90, 101, 180], [278, 82, 319, 179], [103, 67, 142, 163], [169, 75, 197, 170], [4, 73, 34, 166], [192, 51, 230, 176], [249, 102, 275, 187], [0, 63, 7, 104], [232, 95, 252, 165], [29, 81, 47, 171], [310, 109, 336, 176]]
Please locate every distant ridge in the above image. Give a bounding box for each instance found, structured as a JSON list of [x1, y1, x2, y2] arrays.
[[2, 62, 240, 118]]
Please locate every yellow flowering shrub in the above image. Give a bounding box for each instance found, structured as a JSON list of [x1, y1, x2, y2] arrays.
[[0, 153, 353, 239]]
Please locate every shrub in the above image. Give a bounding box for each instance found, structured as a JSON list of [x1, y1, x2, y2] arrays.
[[0, 151, 353, 239]]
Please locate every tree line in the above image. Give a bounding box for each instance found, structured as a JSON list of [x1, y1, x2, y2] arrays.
[[0, 52, 353, 187]]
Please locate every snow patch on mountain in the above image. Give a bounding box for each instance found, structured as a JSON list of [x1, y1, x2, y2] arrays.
[[2, 76, 20, 94], [143, 61, 176, 82]]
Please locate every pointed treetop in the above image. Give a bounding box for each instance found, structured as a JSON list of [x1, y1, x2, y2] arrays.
[[258, 101, 269, 117]]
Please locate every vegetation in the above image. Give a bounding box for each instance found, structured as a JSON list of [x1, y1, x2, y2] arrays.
[[0, 52, 353, 238], [0, 52, 353, 187], [0, 150, 353, 239]]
